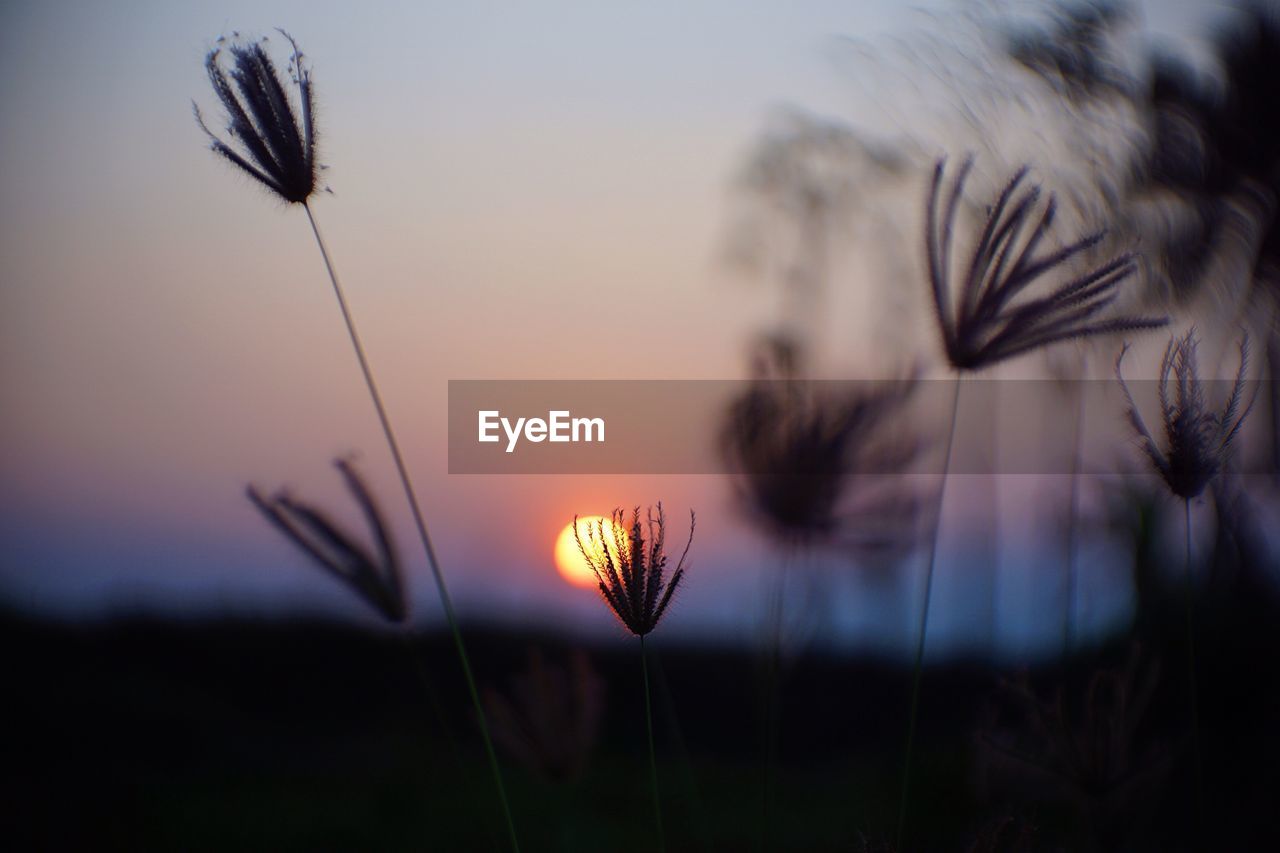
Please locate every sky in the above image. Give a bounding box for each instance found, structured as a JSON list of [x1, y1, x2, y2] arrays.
[[0, 0, 1228, 659]]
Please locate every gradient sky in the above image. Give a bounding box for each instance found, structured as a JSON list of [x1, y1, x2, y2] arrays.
[[0, 1, 1220, 658]]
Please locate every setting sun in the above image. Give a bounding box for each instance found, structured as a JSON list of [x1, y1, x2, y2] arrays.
[[553, 516, 616, 588]]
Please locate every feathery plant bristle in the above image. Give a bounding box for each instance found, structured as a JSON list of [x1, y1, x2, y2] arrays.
[[194, 30, 317, 204], [248, 457, 405, 623], [1116, 329, 1256, 498], [926, 156, 1167, 370], [573, 505, 695, 637]]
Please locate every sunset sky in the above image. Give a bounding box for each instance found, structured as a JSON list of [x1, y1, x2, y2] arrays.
[[0, 1, 1217, 657]]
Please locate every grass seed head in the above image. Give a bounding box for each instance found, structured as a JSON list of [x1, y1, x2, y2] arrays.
[[1116, 329, 1256, 499], [194, 30, 318, 204], [573, 504, 694, 637], [247, 457, 405, 623], [925, 157, 1167, 371]]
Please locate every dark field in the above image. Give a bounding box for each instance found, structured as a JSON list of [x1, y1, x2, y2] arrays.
[[6, 571, 1278, 852]]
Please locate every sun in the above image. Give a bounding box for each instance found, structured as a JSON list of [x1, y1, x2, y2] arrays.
[[554, 516, 616, 589]]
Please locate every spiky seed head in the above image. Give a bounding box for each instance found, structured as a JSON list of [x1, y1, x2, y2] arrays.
[[573, 504, 694, 637], [1115, 329, 1256, 499], [194, 29, 318, 204], [925, 157, 1167, 371]]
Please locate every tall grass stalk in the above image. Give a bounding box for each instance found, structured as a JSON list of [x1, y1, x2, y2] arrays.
[[1116, 329, 1255, 845], [1184, 497, 1203, 840], [574, 506, 693, 853], [197, 35, 518, 849], [651, 648, 711, 849], [761, 549, 791, 851], [897, 374, 961, 851], [304, 203, 519, 852], [641, 634, 665, 852]]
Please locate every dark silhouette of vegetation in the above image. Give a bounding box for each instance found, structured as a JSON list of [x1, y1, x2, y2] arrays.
[[193, 32, 518, 851], [574, 504, 696, 852], [1116, 331, 1254, 501], [924, 157, 1166, 372], [248, 458, 405, 624], [483, 648, 605, 783], [720, 336, 921, 555]]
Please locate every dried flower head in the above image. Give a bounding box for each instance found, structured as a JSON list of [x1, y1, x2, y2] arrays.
[[926, 157, 1167, 370], [194, 30, 318, 204], [573, 505, 694, 637], [1116, 330, 1255, 499], [720, 338, 920, 554], [483, 648, 605, 783], [248, 458, 405, 623]]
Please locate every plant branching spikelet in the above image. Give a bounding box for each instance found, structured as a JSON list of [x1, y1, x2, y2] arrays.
[[248, 457, 405, 623], [574, 505, 694, 637], [1116, 330, 1256, 498], [194, 30, 318, 204], [926, 157, 1167, 370]]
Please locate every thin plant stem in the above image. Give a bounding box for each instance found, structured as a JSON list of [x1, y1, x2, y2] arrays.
[[1184, 497, 1203, 842], [641, 633, 665, 853], [651, 649, 711, 850], [761, 548, 791, 851], [396, 631, 503, 852], [897, 374, 962, 852], [1063, 374, 1086, 659], [303, 203, 519, 853]]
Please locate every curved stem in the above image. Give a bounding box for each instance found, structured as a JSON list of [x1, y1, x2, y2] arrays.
[[897, 374, 962, 852], [1185, 498, 1203, 843], [641, 634, 665, 852], [303, 203, 519, 852]]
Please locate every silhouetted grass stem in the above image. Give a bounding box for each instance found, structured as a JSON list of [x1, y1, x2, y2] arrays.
[[303, 203, 519, 853], [762, 549, 791, 851], [897, 374, 962, 851], [1184, 497, 1203, 843], [640, 634, 665, 852]]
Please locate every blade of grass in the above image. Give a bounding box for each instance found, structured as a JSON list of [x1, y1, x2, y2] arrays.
[[897, 374, 962, 851], [1185, 497, 1203, 844], [303, 202, 519, 852], [641, 633, 665, 852]]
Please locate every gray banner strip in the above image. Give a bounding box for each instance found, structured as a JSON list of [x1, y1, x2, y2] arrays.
[[448, 379, 1273, 475]]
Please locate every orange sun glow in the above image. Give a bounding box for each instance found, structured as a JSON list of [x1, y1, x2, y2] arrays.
[[553, 515, 617, 589]]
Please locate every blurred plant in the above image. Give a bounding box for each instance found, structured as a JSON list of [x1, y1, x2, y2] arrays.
[[966, 815, 1039, 853], [1005, 1, 1134, 104], [720, 335, 920, 846], [483, 648, 605, 783], [1115, 328, 1254, 831], [1115, 330, 1254, 501], [574, 504, 695, 852], [978, 645, 1171, 851], [925, 157, 1166, 372], [248, 457, 404, 623], [728, 109, 908, 342], [1006, 3, 1280, 478], [720, 335, 921, 556], [194, 32, 517, 850], [899, 155, 1166, 850]]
